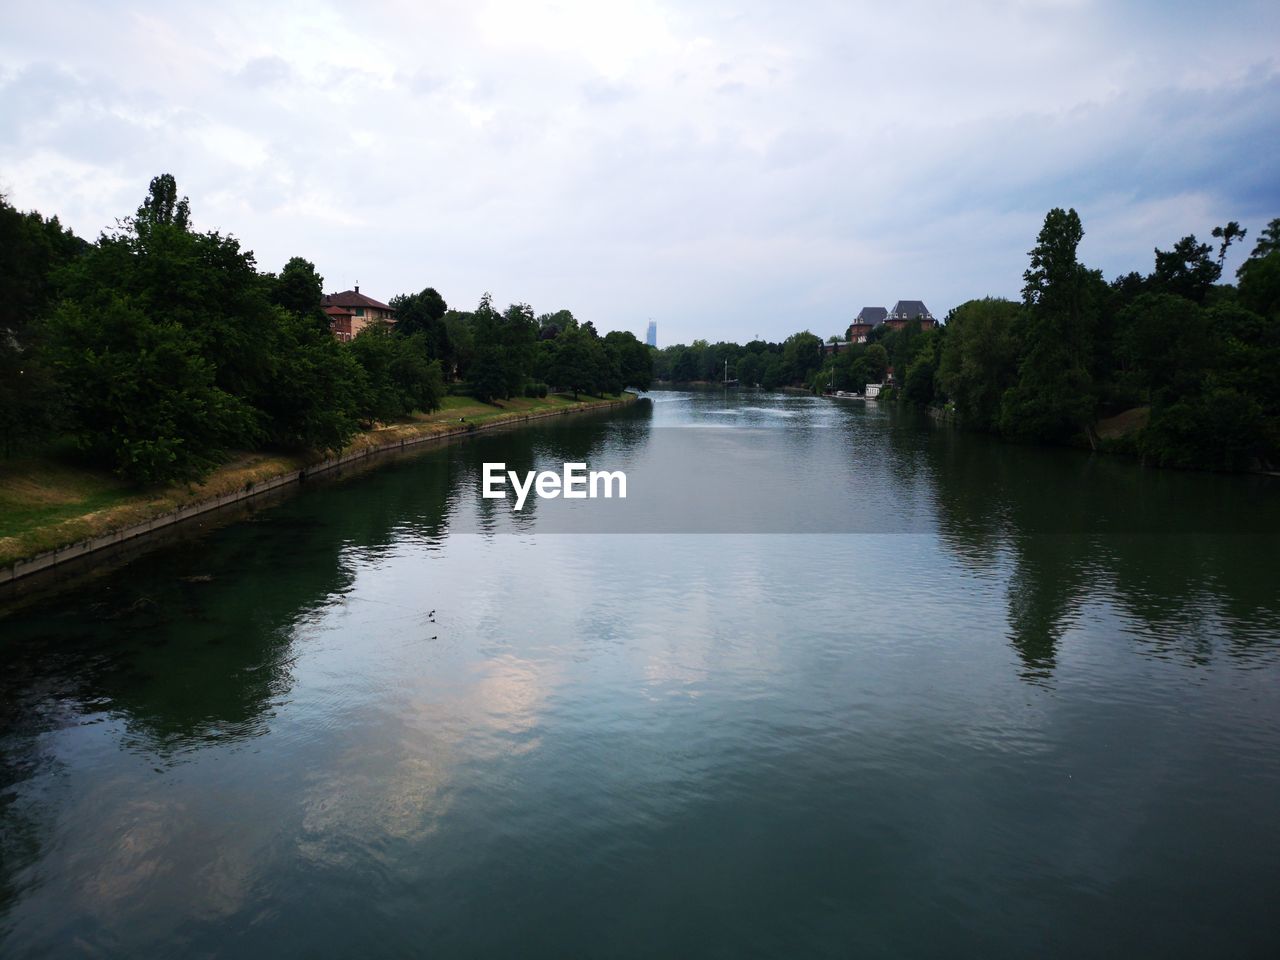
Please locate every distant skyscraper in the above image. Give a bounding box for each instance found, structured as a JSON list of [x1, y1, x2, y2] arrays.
[[645, 320, 657, 347]]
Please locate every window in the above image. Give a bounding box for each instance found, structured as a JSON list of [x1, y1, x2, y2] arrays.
[[354, 307, 365, 316]]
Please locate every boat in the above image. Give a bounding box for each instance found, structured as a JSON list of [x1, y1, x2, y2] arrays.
[[865, 383, 883, 400]]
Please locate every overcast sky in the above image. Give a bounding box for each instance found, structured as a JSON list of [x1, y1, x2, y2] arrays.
[[2, 1, 1277, 344]]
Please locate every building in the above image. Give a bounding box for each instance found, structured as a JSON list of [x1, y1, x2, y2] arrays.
[[324, 305, 356, 342], [320, 286, 396, 341], [885, 300, 935, 331], [847, 306, 887, 343], [646, 320, 657, 347]]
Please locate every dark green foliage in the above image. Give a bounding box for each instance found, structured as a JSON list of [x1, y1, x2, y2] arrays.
[[273, 257, 327, 331], [390, 287, 451, 364], [903, 329, 940, 406], [671, 348, 699, 382], [925, 209, 1279, 470], [736, 352, 763, 386], [134, 174, 190, 233], [544, 326, 617, 399], [258, 309, 365, 452], [603, 330, 653, 390], [998, 208, 1102, 442], [466, 300, 505, 403], [0, 194, 88, 453], [1141, 386, 1266, 471], [0, 194, 88, 334], [781, 331, 823, 384], [43, 297, 258, 484], [1246, 218, 1280, 259], [1237, 250, 1280, 318], [936, 299, 1021, 432], [348, 326, 444, 422], [760, 356, 784, 389], [1153, 235, 1221, 303], [1211, 221, 1247, 265], [1114, 294, 1207, 401], [0, 327, 63, 457]]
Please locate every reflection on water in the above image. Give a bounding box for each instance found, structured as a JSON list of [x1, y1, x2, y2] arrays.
[[1, 389, 1279, 958]]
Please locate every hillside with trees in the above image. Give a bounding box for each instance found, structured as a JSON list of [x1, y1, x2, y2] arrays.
[[0, 175, 652, 485]]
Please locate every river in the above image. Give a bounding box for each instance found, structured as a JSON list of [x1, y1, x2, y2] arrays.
[[2, 388, 1279, 958]]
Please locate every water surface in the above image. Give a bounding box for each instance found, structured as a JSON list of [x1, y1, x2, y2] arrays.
[[2, 389, 1279, 958]]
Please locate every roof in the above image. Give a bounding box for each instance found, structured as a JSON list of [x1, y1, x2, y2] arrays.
[[888, 300, 932, 320], [854, 307, 888, 325], [323, 305, 354, 317], [321, 289, 394, 312]]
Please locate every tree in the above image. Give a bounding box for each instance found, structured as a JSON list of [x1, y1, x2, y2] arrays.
[[0, 194, 87, 454], [43, 296, 257, 483], [273, 256, 326, 329], [468, 294, 513, 402], [548, 327, 595, 399], [1211, 221, 1247, 266], [760, 356, 784, 389], [603, 330, 653, 390], [737, 353, 763, 387], [1021, 207, 1084, 307], [936, 299, 1021, 431], [781, 331, 823, 384], [256, 308, 365, 452], [1247, 218, 1280, 259], [1115, 293, 1208, 403], [1141, 386, 1266, 472], [390, 287, 451, 365], [1153, 234, 1221, 303], [1000, 208, 1101, 442], [672, 348, 698, 382], [347, 325, 445, 421], [537, 309, 578, 338], [903, 328, 941, 406], [1237, 219, 1280, 319], [134, 173, 191, 233]]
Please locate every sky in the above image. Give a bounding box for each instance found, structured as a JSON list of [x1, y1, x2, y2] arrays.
[[2, 0, 1278, 345]]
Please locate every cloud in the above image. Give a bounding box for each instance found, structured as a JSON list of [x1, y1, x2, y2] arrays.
[[1, 0, 1277, 342]]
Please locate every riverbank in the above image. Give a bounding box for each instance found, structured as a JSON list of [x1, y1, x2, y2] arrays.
[[0, 392, 633, 586]]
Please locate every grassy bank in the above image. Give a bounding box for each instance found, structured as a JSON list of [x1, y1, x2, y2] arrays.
[[0, 392, 630, 569]]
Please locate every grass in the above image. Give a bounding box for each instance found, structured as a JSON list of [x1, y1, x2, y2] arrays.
[[0, 392, 629, 568]]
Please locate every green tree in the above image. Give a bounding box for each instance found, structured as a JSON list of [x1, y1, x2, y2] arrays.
[[258, 309, 365, 451], [936, 299, 1021, 431], [1211, 221, 1247, 266], [1152, 234, 1221, 303], [781, 331, 823, 384], [603, 330, 653, 390], [390, 287, 451, 365], [43, 296, 257, 483], [903, 328, 942, 406], [134, 173, 190, 233], [273, 256, 326, 330], [1237, 220, 1280, 318], [0, 194, 87, 454], [1000, 208, 1101, 442]]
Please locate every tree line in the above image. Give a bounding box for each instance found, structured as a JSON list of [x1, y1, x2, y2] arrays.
[[651, 209, 1278, 472], [0, 175, 652, 484], [873, 209, 1278, 472]]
